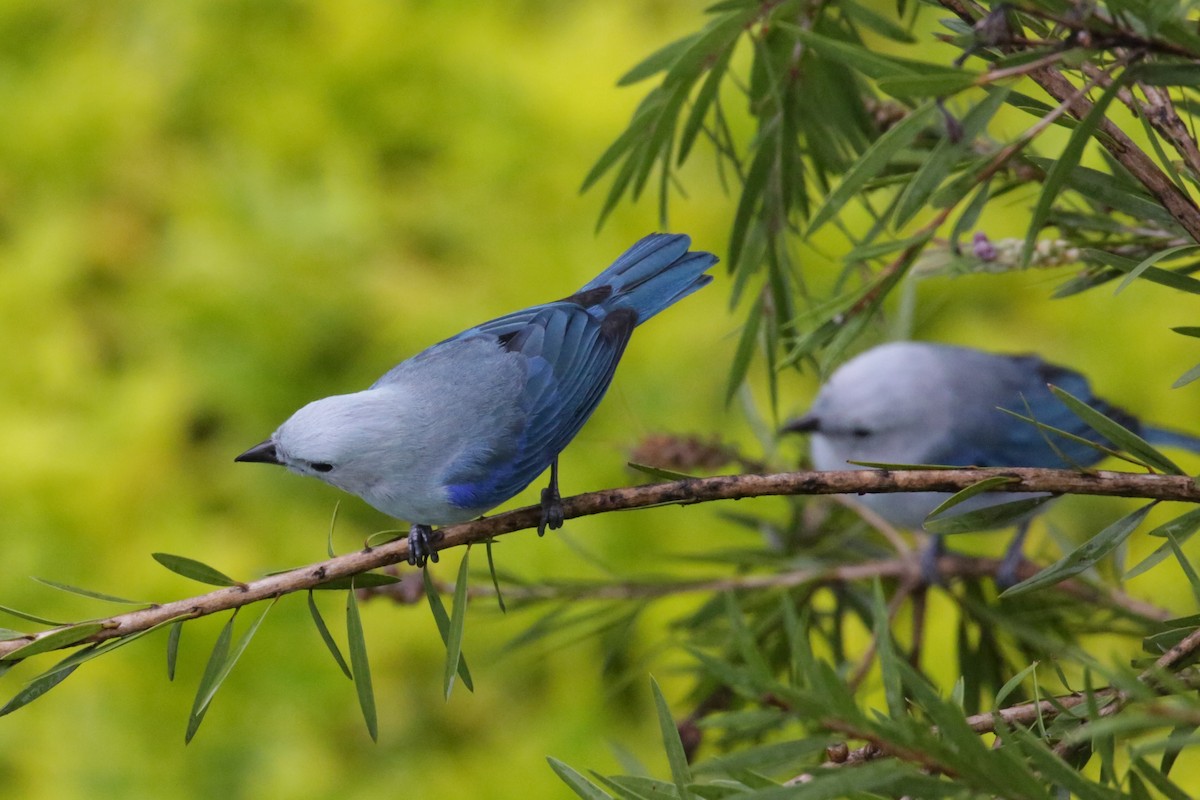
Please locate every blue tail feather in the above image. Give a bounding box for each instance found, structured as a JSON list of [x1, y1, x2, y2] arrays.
[[579, 233, 718, 323]]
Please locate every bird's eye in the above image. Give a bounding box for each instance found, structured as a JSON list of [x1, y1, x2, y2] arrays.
[[310, 462, 334, 473], [852, 427, 872, 438]]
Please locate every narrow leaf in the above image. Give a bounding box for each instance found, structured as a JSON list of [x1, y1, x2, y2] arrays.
[[924, 496, 1054, 535], [650, 676, 691, 797], [485, 540, 506, 614], [1125, 507, 1200, 579], [807, 101, 938, 236], [30, 577, 144, 605], [0, 605, 67, 626], [925, 475, 1021, 519], [1172, 361, 1200, 389], [166, 620, 182, 681], [152, 553, 239, 587], [0, 662, 80, 717], [346, 585, 378, 741], [1116, 244, 1200, 294], [1003, 502, 1156, 597], [311, 572, 400, 591], [443, 549, 471, 700], [1023, 71, 1128, 265], [185, 612, 235, 742], [1050, 385, 1186, 474], [186, 601, 274, 743], [0, 622, 106, 661], [546, 757, 614, 800], [308, 590, 352, 679], [423, 568, 474, 692]]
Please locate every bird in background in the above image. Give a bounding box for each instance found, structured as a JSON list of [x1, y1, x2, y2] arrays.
[[783, 341, 1200, 586], [237, 234, 718, 566]]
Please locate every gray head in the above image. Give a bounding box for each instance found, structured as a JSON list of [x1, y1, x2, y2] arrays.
[[784, 342, 955, 467], [236, 391, 406, 494]]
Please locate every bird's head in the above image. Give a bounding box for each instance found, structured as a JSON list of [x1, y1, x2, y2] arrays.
[[236, 391, 402, 492]]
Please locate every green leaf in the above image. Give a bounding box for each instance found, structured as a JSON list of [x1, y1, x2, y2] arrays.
[[422, 567, 474, 693], [0, 605, 67, 626], [0, 662, 80, 717], [617, 34, 698, 85], [1133, 755, 1193, 800], [1125, 507, 1200, 579], [443, 549, 471, 700], [876, 70, 979, 97], [0, 622, 106, 661], [894, 86, 1009, 227], [1003, 502, 1156, 597], [485, 540, 506, 614], [839, 0, 917, 42], [186, 601, 274, 743], [311, 572, 400, 591], [1023, 69, 1128, 265], [786, 26, 955, 81], [677, 41, 735, 163], [166, 620, 182, 681], [346, 585, 378, 741], [185, 612, 234, 742], [1132, 63, 1200, 86], [152, 553, 239, 587], [649, 676, 691, 798], [1173, 361, 1200, 389], [546, 757, 614, 800], [1115, 244, 1200, 294], [1050, 385, 1186, 474], [995, 660, 1040, 707], [626, 462, 695, 481], [307, 590, 352, 679], [327, 500, 341, 558], [806, 100, 938, 236], [725, 300, 763, 405], [1165, 532, 1200, 605], [29, 577, 145, 605], [925, 475, 1021, 519], [924, 496, 1054, 535]]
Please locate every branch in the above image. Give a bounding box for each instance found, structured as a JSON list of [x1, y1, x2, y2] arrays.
[[1, 466, 1196, 660], [807, 618, 1200, 775]]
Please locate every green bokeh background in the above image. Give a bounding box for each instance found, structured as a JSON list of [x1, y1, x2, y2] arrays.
[[2, 2, 1198, 798]]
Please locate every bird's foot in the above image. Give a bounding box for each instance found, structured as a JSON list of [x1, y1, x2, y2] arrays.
[[407, 523, 441, 567], [538, 485, 564, 537]]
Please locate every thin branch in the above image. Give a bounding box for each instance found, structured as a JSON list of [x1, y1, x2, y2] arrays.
[[372, 553, 1171, 622], [0, 466, 1196, 660]]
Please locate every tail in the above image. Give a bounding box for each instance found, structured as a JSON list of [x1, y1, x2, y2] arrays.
[[575, 233, 717, 323], [1143, 425, 1200, 453]]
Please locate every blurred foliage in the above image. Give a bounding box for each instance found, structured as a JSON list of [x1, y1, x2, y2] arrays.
[[5, 1, 1200, 799], [561, 0, 1200, 797]]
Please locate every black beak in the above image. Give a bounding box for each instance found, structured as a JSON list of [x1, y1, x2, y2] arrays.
[[235, 439, 281, 465], [781, 414, 820, 435]]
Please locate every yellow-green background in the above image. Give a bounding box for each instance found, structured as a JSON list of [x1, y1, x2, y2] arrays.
[[1, 2, 1197, 797]]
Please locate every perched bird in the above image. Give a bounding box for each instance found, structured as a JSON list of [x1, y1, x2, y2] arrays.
[[783, 341, 1200, 585], [237, 234, 717, 566]]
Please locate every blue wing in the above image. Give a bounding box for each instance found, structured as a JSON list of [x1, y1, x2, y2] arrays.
[[927, 355, 1140, 469], [437, 302, 635, 511]]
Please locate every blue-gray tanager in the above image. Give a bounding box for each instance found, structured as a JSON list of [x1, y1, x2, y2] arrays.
[[237, 234, 717, 566], [784, 341, 1200, 585]]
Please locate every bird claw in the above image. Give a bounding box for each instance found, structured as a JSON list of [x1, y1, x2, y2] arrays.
[[407, 524, 441, 567], [538, 485, 564, 536]]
